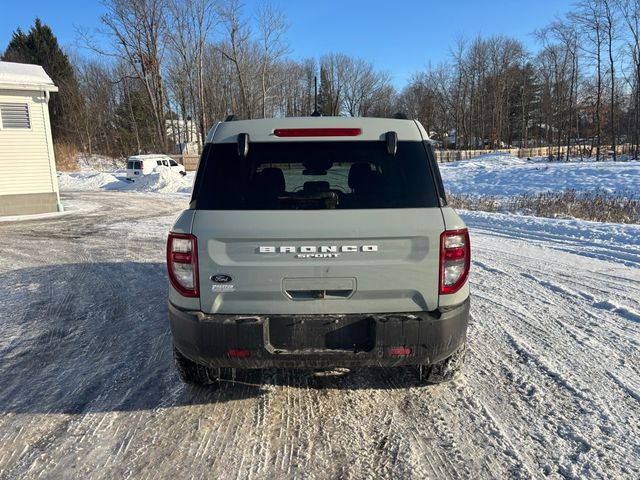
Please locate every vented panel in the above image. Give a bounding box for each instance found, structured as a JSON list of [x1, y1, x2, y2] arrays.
[[1, 103, 31, 129]]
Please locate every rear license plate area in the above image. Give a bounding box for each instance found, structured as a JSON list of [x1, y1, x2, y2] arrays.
[[267, 316, 375, 352]]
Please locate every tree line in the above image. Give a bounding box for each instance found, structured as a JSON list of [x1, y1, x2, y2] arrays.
[[398, 0, 640, 160], [2, 0, 640, 160]]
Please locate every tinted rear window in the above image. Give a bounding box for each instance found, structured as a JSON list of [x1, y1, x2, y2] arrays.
[[128, 160, 141, 169], [193, 141, 439, 210]]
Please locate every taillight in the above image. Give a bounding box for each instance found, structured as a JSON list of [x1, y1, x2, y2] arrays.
[[439, 229, 470, 295], [228, 349, 251, 358], [273, 128, 362, 137], [167, 233, 199, 297], [389, 347, 412, 357]]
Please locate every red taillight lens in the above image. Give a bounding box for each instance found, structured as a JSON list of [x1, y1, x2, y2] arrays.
[[273, 128, 362, 137], [167, 233, 199, 297], [389, 347, 412, 357], [228, 349, 251, 358], [439, 229, 471, 295]]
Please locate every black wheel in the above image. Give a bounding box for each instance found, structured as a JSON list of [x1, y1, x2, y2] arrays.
[[422, 342, 466, 384], [173, 346, 218, 385]]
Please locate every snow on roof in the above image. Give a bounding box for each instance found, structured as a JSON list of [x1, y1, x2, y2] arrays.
[[0, 61, 58, 92]]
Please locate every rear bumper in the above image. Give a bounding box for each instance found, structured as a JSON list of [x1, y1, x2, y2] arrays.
[[169, 298, 470, 368]]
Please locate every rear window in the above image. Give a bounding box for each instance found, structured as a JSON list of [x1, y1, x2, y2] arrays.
[[127, 160, 141, 169], [192, 141, 440, 210]]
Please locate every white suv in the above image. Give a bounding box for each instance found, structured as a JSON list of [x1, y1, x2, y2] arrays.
[[126, 154, 186, 180]]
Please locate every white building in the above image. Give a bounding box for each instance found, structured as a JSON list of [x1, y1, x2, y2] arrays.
[[0, 61, 61, 216]]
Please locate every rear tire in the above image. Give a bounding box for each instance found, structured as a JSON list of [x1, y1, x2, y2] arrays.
[[173, 346, 218, 385], [422, 342, 466, 384]]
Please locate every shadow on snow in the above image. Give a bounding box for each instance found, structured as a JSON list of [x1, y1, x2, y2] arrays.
[[0, 262, 435, 415]]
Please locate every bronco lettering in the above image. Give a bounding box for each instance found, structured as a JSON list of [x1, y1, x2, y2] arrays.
[[258, 245, 378, 254]]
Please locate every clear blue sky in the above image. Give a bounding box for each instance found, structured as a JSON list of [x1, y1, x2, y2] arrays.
[[1, 0, 574, 89]]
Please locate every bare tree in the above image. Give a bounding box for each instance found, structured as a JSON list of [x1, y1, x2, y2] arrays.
[[603, 0, 618, 160], [617, 0, 640, 158], [101, 0, 169, 151], [318, 53, 349, 116], [270, 58, 315, 116], [256, 1, 289, 118], [218, 0, 253, 118], [451, 36, 468, 148], [202, 44, 236, 120], [572, 0, 605, 159], [74, 59, 112, 156], [167, 0, 218, 145], [341, 58, 392, 117], [541, 20, 580, 160]]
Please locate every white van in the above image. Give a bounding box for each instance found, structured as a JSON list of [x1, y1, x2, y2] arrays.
[[126, 154, 186, 180]]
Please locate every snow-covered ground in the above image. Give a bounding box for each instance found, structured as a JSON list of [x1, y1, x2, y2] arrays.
[[1, 158, 638, 478], [0, 189, 638, 479], [439, 153, 640, 197], [57, 167, 195, 195]]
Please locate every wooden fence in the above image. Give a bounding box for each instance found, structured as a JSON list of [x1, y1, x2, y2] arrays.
[[169, 154, 200, 171], [434, 144, 638, 163]]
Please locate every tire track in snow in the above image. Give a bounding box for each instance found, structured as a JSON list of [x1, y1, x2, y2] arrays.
[[2, 192, 639, 479], [469, 232, 639, 477], [465, 213, 640, 268]]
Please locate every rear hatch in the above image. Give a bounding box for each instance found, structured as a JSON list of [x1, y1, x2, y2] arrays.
[[191, 129, 445, 315], [126, 159, 142, 179]]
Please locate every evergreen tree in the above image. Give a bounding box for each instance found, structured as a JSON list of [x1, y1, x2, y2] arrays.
[[3, 29, 32, 62], [2, 18, 82, 142]]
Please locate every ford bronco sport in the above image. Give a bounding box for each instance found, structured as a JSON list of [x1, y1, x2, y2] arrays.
[[167, 117, 470, 385]]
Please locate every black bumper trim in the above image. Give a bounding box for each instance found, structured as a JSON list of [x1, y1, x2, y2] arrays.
[[169, 298, 470, 368]]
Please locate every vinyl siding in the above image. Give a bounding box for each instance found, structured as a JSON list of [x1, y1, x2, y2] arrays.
[[0, 89, 57, 196]]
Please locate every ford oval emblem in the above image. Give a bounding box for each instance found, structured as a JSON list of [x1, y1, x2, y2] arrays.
[[211, 274, 233, 283]]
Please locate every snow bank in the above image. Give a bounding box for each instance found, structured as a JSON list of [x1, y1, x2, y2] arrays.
[[440, 153, 640, 197], [58, 167, 194, 195], [57, 171, 127, 191], [119, 166, 193, 194]]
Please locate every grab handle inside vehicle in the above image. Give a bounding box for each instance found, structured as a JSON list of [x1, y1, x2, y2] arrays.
[[237, 133, 250, 159], [386, 131, 397, 155]]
